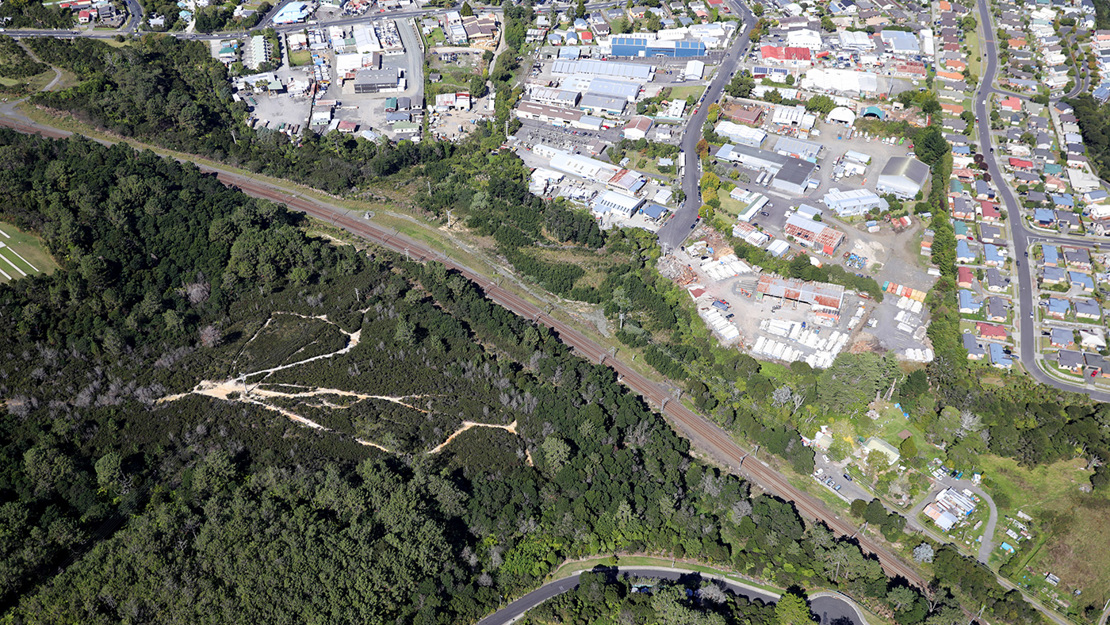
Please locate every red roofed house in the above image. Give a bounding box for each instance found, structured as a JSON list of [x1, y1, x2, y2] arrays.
[[953, 167, 976, 182], [78, 8, 93, 22], [945, 58, 967, 71], [1045, 175, 1067, 192], [1008, 157, 1033, 172], [979, 200, 1001, 222], [1009, 38, 1027, 49], [941, 102, 964, 115], [977, 322, 1008, 340], [957, 266, 974, 288], [937, 70, 964, 81], [578, 31, 593, 42], [1000, 96, 1022, 112]]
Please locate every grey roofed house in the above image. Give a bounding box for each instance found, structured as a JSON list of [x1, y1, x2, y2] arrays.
[[1067, 142, 1086, 154], [1065, 246, 1092, 266], [1026, 191, 1048, 204], [963, 333, 986, 359], [1075, 298, 1102, 318], [1051, 327, 1074, 346], [1005, 128, 1023, 142], [980, 223, 1003, 242], [1043, 265, 1067, 283], [1029, 116, 1049, 129], [945, 133, 968, 145], [943, 117, 967, 132], [1033, 148, 1056, 161], [1056, 211, 1080, 230], [986, 267, 1008, 291], [1058, 349, 1086, 371], [987, 297, 1008, 320], [1014, 171, 1040, 184]]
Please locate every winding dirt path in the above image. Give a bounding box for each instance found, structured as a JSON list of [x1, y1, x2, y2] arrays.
[[428, 420, 518, 454], [158, 311, 521, 454]]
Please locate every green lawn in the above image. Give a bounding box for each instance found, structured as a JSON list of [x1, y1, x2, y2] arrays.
[[965, 26, 983, 83], [429, 27, 445, 45], [289, 50, 311, 67], [0, 221, 57, 283], [669, 84, 706, 101]]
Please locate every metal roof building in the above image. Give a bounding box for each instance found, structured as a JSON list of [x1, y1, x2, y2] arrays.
[[771, 158, 817, 195], [877, 156, 930, 199], [610, 36, 706, 58], [551, 59, 653, 81], [773, 135, 823, 161], [783, 213, 845, 252], [714, 121, 766, 147], [823, 188, 885, 217], [756, 275, 845, 312]]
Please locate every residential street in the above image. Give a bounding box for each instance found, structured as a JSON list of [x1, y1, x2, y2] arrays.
[[973, 0, 1110, 402], [473, 566, 864, 625], [656, 0, 756, 254]]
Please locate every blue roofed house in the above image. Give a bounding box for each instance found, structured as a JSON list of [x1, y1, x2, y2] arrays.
[[1047, 297, 1070, 319], [1052, 193, 1075, 209], [988, 343, 1012, 368], [956, 239, 975, 263], [1075, 298, 1102, 320], [963, 333, 986, 360], [984, 244, 1004, 267], [1043, 245, 1060, 266], [640, 203, 668, 221], [959, 289, 980, 314], [1070, 272, 1095, 292], [1034, 208, 1056, 227]]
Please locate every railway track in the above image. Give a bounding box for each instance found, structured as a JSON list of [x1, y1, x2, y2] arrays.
[[1, 116, 927, 588]]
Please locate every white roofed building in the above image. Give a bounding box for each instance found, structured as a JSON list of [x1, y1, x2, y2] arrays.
[[823, 188, 885, 217]]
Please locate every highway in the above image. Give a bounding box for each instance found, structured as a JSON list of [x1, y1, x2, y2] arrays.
[[972, 0, 1110, 403], [656, 0, 756, 254], [473, 566, 864, 625]]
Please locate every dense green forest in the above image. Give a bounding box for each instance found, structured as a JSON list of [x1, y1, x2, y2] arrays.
[[1068, 94, 1110, 181], [0, 36, 47, 80], [0, 128, 1042, 625], [0, 0, 73, 29]]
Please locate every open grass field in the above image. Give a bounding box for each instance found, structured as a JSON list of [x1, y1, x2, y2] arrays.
[[288, 50, 311, 67], [0, 221, 56, 284], [669, 84, 706, 101], [978, 455, 1110, 614]]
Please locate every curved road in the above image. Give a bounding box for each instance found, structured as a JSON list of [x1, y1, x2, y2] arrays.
[[473, 566, 863, 625], [657, 0, 756, 253], [973, 0, 1110, 402]]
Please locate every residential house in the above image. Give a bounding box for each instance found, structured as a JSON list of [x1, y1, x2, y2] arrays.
[[1075, 298, 1102, 320], [1047, 297, 1070, 319], [978, 322, 1009, 340], [986, 267, 1008, 292], [957, 266, 974, 288], [959, 289, 980, 314], [1050, 327, 1075, 348], [1064, 246, 1092, 271], [963, 333, 986, 360]]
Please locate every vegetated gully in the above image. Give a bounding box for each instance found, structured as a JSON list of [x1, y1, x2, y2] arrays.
[[0, 117, 924, 588]]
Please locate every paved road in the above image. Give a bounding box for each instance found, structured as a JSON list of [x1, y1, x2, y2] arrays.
[[973, 0, 1110, 403], [473, 566, 864, 625], [656, 0, 756, 254]]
